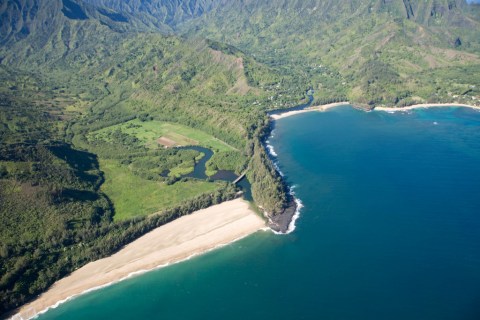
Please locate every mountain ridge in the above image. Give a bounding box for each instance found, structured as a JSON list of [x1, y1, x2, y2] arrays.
[[180, 0, 480, 106], [82, 0, 219, 30]]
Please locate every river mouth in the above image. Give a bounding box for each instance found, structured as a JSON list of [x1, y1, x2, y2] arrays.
[[173, 94, 313, 203]]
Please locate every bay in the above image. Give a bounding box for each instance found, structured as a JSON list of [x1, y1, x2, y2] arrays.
[[38, 106, 480, 320]]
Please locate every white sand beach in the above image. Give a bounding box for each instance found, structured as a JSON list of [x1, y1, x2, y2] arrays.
[[270, 102, 350, 120], [12, 198, 265, 320]]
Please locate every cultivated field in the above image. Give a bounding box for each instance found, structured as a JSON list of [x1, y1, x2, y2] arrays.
[[89, 119, 236, 151]]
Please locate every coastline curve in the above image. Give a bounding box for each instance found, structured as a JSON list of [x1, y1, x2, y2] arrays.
[[10, 199, 265, 320]]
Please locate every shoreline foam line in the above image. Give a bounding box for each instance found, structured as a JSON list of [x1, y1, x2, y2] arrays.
[[265, 128, 303, 235], [270, 101, 350, 120], [374, 103, 480, 112], [269, 191, 304, 235], [266, 101, 480, 234], [12, 231, 263, 320], [11, 199, 265, 320], [286, 186, 304, 234]]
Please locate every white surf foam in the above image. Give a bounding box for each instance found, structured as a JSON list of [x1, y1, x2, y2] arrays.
[[269, 185, 304, 235], [11, 230, 268, 320], [286, 194, 304, 234], [266, 144, 278, 157], [265, 130, 304, 235], [272, 161, 284, 177], [285, 186, 304, 234]]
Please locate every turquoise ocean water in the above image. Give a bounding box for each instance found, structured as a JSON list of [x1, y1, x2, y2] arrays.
[[38, 106, 480, 320]]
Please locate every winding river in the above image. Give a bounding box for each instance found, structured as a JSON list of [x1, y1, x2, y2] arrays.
[[175, 146, 252, 201]]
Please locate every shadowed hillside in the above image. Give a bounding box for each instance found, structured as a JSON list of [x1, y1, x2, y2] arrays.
[[83, 0, 220, 30]]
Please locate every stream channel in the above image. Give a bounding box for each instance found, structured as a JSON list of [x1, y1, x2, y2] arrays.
[[174, 146, 252, 201]]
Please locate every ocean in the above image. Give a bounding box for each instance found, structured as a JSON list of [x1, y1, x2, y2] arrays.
[[37, 106, 480, 320]]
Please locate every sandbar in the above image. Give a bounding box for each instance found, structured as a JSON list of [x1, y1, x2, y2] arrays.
[[12, 198, 265, 320], [270, 101, 350, 120]]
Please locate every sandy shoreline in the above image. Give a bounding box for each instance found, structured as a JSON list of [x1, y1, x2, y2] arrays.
[[374, 103, 480, 112], [11, 199, 265, 320], [270, 102, 480, 120], [270, 101, 350, 120]]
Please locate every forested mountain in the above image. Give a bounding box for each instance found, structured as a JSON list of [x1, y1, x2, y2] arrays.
[[5, 0, 477, 106], [183, 0, 480, 106], [83, 0, 219, 31], [0, 0, 144, 47]]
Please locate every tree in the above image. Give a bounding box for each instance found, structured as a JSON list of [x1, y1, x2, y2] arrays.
[[0, 165, 7, 178]]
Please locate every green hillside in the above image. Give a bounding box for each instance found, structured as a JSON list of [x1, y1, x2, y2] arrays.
[[183, 0, 480, 106], [1, 0, 480, 316], [0, 0, 291, 315]]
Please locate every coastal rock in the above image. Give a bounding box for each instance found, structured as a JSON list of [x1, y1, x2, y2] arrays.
[[352, 104, 375, 112], [267, 199, 297, 233]]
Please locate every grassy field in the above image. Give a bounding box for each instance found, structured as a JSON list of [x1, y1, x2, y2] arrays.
[[0, 161, 32, 175], [89, 119, 236, 152], [168, 160, 195, 177], [100, 159, 221, 221]]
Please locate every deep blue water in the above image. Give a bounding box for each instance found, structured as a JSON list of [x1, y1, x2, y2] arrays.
[[38, 106, 480, 320]]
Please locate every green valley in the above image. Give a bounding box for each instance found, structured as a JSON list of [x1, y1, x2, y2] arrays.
[[99, 159, 222, 221]]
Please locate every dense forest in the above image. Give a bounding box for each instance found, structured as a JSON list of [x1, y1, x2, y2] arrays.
[[184, 0, 480, 107], [1, 0, 480, 317], [0, 0, 299, 315]]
